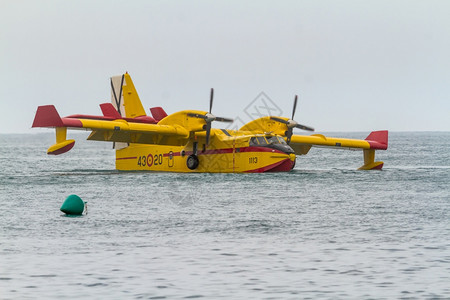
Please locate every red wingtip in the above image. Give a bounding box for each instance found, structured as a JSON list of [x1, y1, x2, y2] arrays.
[[365, 130, 388, 150], [32, 105, 64, 128]]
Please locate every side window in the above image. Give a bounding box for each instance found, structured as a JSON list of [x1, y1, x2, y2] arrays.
[[277, 136, 286, 144], [250, 137, 258, 145], [267, 136, 279, 144], [256, 137, 267, 145]]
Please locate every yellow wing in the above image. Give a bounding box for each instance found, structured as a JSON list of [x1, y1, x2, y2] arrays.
[[32, 105, 193, 155], [240, 116, 388, 170], [290, 131, 388, 170], [290, 131, 388, 153]]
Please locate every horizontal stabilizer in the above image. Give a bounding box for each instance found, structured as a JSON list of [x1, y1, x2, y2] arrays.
[[365, 130, 388, 150], [100, 103, 122, 119], [150, 107, 168, 122], [32, 105, 64, 128]]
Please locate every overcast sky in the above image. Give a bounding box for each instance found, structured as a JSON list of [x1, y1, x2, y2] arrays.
[[1, 0, 449, 134]]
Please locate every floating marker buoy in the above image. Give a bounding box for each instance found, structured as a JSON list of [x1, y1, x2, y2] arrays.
[[60, 194, 85, 215]]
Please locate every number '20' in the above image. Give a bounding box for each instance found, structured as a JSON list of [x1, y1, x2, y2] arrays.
[[138, 154, 163, 167]]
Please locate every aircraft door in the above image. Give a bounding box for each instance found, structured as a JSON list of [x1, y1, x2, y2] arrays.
[[168, 151, 174, 167], [232, 139, 239, 173]]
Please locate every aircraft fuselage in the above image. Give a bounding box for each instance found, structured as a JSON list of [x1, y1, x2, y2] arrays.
[[116, 140, 296, 173]]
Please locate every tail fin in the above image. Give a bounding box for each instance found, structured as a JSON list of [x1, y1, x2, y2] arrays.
[[110, 73, 146, 118], [150, 107, 168, 122]]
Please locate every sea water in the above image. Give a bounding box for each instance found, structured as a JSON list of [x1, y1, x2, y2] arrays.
[[0, 132, 449, 299]]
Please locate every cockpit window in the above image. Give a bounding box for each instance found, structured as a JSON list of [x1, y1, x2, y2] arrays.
[[277, 136, 287, 144], [256, 137, 267, 145], [250, 137, 268, 145], [266, 136, 276, 144], [250, 136, 286, 146], [266, 136, 287, 145]]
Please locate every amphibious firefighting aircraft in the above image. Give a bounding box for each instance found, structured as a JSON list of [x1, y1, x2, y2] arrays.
[[32, 73, 388, 173]]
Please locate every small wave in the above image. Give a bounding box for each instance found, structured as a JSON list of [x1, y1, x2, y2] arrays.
[[84, 282, 109, 287], [52, 169, 119, 176]]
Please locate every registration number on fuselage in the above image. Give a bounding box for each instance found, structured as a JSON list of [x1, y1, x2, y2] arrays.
[[137, 154, 163, 167]]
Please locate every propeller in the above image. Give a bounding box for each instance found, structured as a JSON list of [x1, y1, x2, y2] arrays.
[[187, 88, 233, 145], [270, 95, 314, 144]]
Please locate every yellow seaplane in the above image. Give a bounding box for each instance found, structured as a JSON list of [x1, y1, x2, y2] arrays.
[[32, 73, 388, 173]]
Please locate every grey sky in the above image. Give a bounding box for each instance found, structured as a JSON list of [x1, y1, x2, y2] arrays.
[[1, 0, 449, 134]]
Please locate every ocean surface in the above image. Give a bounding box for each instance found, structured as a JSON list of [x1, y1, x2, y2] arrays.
[[0, 132, 449, 299]]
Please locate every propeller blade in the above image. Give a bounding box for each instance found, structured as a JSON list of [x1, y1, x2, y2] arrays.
[[295, 124, 315, 131], [286, 128, 293, 144], [189, 88, 233, 145], [270, 95, 314, 142], [215, 117, 234, 123], [270, 116, 289, 124], [209, 88, 214, 113], [292, 95, 298, 120], [205, 122, 212, 145]]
